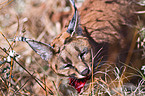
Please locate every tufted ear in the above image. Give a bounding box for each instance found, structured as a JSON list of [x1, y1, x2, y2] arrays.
[[67, 0, 82, 36], [15, 37, 54, 61]]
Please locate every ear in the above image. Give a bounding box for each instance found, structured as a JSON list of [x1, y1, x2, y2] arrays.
[[15, 37, 54, 61], [67, 0, 82, 36]]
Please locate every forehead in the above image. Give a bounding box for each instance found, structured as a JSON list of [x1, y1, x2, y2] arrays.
[[63, 37, 90, 52], [58, 37, 91, 59]]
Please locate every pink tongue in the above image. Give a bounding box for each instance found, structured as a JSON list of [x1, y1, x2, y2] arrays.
[[69, 77, 89, 93]]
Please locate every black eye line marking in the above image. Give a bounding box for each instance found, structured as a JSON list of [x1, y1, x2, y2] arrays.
[[78, 48, 91, 73], [63, 63, 81, 76], [80, 51, 86, 60], [74, 46, 81, 53], [79, 48, 88, 60], [64, 63, 73, 68], [60, 56, 67, 64], [66, 57, 72, 64], [74, 46, 88, 60]]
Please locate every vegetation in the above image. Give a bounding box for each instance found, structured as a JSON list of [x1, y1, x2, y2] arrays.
[[0, 0, 144, 95]]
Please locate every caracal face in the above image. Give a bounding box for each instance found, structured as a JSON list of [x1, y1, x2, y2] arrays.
[[50, 35, 92, 79]]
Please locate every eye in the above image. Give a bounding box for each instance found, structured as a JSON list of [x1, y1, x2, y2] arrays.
[[60, 57, 74, 69], [60, 63, 74, 70], [79, 48, 88, 60], [80, 51, 86, 59], [64, 63, 73, 68]]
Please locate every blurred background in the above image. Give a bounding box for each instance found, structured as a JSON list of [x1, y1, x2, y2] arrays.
[[0, 0, 85, 95]]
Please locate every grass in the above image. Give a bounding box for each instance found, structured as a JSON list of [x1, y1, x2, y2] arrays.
[[0, 0, 145, 96]]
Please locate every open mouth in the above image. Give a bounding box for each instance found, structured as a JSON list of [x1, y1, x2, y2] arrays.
[[69, 76, 91, 93]]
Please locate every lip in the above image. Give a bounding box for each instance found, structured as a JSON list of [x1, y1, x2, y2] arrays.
[[75, 69, 91, 79], [76, 73, 87, 79]]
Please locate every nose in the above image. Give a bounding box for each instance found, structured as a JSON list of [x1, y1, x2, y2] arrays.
[[81, 68, 90, 76]]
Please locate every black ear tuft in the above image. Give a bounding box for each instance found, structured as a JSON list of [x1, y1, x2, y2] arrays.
[[67, 0, 82, 36], [15, 37, 54, 61]]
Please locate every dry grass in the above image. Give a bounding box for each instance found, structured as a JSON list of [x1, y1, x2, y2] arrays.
[[0, 0, 70, 95], [0, 0, 84, 95], [0, 0, 145, 96]]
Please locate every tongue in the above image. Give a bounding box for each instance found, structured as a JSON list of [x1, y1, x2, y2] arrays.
[[69, 77, 89, 93]]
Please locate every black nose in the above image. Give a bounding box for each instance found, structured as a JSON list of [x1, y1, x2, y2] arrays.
[[81, 68, 90, 76]]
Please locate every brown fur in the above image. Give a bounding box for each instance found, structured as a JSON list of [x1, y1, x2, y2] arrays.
[[18, 0, 145, 94], [48, 0, 144, 83], [77, 0, 145, 85]]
